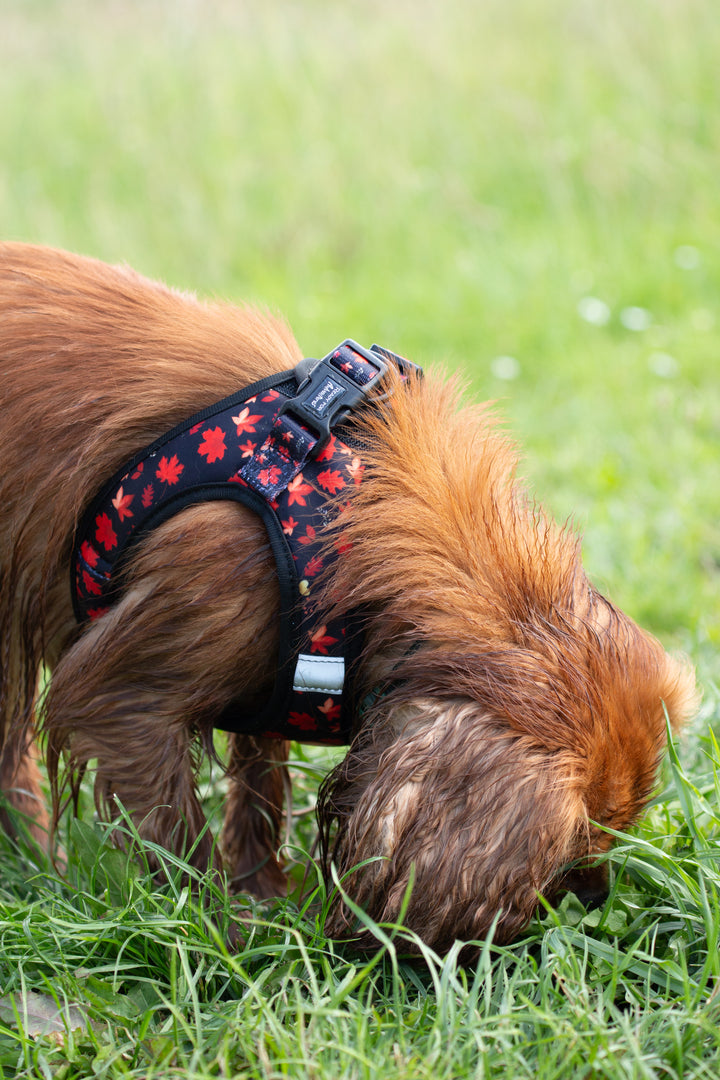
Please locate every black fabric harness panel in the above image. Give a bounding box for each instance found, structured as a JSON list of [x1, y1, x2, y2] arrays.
[[72, 341, 416, 744]]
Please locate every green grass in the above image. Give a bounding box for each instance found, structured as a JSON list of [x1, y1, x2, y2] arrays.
[[1, 0, 720, 1074], [2, 732, 720, 1079]]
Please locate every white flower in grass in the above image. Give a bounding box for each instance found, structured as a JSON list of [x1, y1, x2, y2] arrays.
[[674, 245, 700, 270], [490, 355, 520, 380], [577, 296, 611, 326], [620, 306, 652, 331], [648, 352, 679, 378]]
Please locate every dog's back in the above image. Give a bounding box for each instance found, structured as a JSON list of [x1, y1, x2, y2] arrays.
[[0, 243, 301, 587]]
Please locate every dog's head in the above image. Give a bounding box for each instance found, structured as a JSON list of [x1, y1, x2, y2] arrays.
[[316, 371, 698, 951], [319, 616, 695, 952]]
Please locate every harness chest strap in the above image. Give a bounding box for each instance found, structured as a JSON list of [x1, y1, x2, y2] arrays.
[[72, 340, 418, 745]]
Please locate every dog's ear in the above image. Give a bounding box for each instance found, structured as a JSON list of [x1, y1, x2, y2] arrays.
[[320, 702, 586, 951], [660, 652, 699, 734]]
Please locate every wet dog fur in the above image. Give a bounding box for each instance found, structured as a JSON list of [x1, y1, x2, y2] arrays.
[[0, 243, 697, 951]]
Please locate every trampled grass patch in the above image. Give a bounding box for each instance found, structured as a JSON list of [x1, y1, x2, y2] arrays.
[[1, 0, 720, 1075]]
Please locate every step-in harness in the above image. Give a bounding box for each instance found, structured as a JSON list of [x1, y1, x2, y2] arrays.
[[72, 340, 418, 745]]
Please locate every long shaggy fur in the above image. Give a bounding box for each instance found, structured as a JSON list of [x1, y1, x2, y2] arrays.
[[0, 243, 697, 951]]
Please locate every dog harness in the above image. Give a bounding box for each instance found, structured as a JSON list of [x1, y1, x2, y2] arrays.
[[72, 341, 417, 745]]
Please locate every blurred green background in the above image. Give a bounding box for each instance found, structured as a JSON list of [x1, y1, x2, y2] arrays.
[[2, 0, 718, 661]]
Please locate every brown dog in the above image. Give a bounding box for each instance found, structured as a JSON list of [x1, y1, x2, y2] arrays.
[[0, 243, 696, 951]]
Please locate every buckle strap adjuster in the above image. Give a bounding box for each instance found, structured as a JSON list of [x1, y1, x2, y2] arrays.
[[240, 339, 413, 500], [279, 339, 388, 455]]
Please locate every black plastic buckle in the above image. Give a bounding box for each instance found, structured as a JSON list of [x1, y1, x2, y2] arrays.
[[280, 339, 388, 455], [369, 344, 423, 381]]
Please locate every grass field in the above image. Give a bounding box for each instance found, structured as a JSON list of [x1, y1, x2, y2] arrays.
[[1, 0, 720, 1075]]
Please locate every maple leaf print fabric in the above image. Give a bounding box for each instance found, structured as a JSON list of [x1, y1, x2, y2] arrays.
[[71, 347, 392, 744]]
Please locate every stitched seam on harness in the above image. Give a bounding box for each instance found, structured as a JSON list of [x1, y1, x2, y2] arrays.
[[294, 684, 337, 694]]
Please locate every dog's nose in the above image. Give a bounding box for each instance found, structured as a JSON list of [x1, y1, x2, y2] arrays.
[[571, 882, 609, 910], [560, 863, 609, 910]]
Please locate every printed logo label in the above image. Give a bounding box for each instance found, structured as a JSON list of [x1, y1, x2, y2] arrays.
[[308, 377, 344, 417]]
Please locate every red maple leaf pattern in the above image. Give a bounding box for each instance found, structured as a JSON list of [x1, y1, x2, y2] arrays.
[[82, 570, 102, 596], [305, 554, 323, 577], [141, 484, 154, 508], [80, 541, 99, 568], [346, 457, 364, 486], [239, 439, 256, 458], [258, 465, 282, 488], [111, 485, 134, 522], [335, 533, 353, 555], [287, 474, 313, 506], [309, 625, 338, 655], [232, 407, 263, 435], [95, 513, 117, 551], [315, 435, 336, 463], [198, 426, 227, 463], [297, 524, 316, 546], [287, 712, 319, 732], [316, 468, 345, 494], [131, 462, 144, 479], [156, 455, 184, 485], [318, 698, 341, 724], [282, 516, 298, 535]]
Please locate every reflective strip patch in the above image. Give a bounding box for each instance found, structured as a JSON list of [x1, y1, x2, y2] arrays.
[[292, 654, 345, 694]]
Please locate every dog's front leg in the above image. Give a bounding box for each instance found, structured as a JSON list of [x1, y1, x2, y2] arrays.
[[0, 735, 50, 846], [0, 611, 51, 845], [222, 734, 289, 899], [42, 593, 225, 874], [42, 503, 280, 882]]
